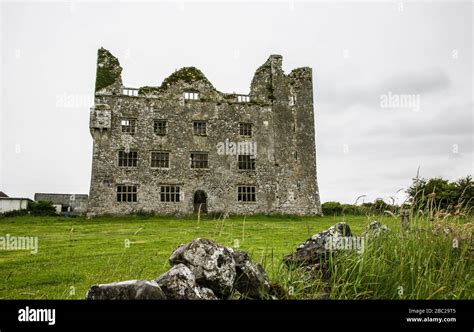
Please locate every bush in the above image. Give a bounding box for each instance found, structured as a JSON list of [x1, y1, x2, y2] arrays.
[[407, 175, 473, 213], [341, 204, 358, 215], [321, 202, 343, 216], [28, 201, 57, 216], [372, 198, 395, 214], [323, 200, 398, 216]]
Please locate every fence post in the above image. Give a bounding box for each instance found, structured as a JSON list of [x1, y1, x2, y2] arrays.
[[400, 210, 410, 231]]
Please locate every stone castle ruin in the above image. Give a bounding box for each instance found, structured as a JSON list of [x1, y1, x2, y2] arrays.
[[87, 48, 321, 215]]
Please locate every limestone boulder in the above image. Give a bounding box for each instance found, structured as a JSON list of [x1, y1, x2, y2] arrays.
[[233, 250, 270, 299], [196, 286, 219, 300], [156, 263, 210, 300], [362, 220, 390, 237], [86, 280, 166, 300], [283, 222, 352, 266], [169, 238, 236, 297]]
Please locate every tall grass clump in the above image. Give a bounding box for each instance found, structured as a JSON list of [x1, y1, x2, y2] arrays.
[[264, 210, 472, 299], [326, 221, 472, 299]]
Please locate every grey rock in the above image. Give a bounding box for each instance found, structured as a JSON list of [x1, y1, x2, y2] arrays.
[[362, 220, 390, 237], [283, 222, 352, 266], [169, 238, 236, 297], [196, 286, 218, 300], [86, 279, 166, 300], [233, 250, 270, 299], [155, 264, 202, 300]]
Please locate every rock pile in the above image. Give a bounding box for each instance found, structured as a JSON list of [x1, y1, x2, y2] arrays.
[[283, 222, 353, 267], [86, 238, 270, 300], [284, 221, 390, 269]]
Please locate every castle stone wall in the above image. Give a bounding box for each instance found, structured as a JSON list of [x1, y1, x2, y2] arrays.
[[88, 48, 321, 216]]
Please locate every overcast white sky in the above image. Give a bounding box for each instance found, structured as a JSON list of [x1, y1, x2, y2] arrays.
[[1, 0, 472, 204]]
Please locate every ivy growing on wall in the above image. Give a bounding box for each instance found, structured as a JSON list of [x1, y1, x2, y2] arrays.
[[95, 48, 122, 92]]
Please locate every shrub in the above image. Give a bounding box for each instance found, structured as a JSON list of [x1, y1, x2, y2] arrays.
[[323, 200, 399, 216], [28, 201, 57, 216], [341, 204, 358, 215], [407, 175, 473, 213], [372, 198, 397, 214], [321, 201, 343, 216]]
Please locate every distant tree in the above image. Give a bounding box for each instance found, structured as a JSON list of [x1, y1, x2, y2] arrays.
[[453, 175, 474, 210], [372, 199, 391, 213], [407, 175, 473, 212], [321, 201, 343, 216], [341, 204, 358, 215]]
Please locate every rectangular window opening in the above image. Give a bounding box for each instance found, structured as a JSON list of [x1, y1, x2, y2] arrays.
[[239, 123, 252, 137], [151, 151, 170, 168], [121, 118, 137, 135], [118, 150, 138, 167], [237, 95, 250, 103], [191, 152, 209, 169], [238, 154, 256, 170], [116, 185, 137, 202], [154, 119, 168, 135], [184, 92, 199, 100], [193, 121, 207, 136], [237, 186, 256, 202], [160, 185, 181, 202]]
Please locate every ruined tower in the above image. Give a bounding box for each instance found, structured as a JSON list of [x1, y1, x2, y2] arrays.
[[88, 48, 321, 215]]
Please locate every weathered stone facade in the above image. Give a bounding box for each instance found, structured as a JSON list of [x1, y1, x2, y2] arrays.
[[87, 48, 321, 216]]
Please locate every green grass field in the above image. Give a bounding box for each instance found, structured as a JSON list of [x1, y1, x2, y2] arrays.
[[0, 214, 472, 299]]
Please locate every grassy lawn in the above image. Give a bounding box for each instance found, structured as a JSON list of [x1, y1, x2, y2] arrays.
[[0, 214, 471, 299]]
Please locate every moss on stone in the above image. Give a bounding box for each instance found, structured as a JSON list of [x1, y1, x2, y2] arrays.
[[138, 86, 162, 96], [94, 104, 110, 110], [95, 48, 122, 92], [251, 58, 274, 102], [161, 67, 213, 90], [289, 67, 312, 80], [254, 59, 271, 76], [223, 93, 238, 101], [138, 67, 214, 96]]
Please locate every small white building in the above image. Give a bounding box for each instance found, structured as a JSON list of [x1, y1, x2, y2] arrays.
[[0, 193, 32, 214]]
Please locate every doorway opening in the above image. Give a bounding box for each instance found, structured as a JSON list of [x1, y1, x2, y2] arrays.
[[193, 190, 207, 214]]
